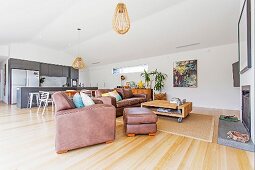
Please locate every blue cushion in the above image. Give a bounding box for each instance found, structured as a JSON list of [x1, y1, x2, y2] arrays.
[[73, 93, 85, 108]]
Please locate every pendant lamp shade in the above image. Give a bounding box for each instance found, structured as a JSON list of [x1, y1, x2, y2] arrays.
[[113, 3, 130, 34], [71, 28, 86, 69], [72, 57, 85, 69]]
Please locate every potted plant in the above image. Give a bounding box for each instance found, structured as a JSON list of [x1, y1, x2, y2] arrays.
[[151, 69, 168, 100], [140, 69, 151, 88], [40, 77, 45, 84]]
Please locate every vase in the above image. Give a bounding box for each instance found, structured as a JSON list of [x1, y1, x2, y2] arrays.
[[145, 81, 152, 89]]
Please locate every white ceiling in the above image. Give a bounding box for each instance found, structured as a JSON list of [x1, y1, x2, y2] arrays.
[[0, 0, 240, 65]]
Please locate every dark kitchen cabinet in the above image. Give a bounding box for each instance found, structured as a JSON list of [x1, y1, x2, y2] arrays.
[[40, 63, 72, 77], [70, 67, 79, 79], [62, 66, 69, 77], [40, 63, 49, 76], [9, 58, 75, 78], [23, 60, 40, 70], [9, 58, 39, 70], [48, 64, 54, 77], [48, 64, 63, 77], [55, 65, 63, 77], [9, 58, 23, 69]]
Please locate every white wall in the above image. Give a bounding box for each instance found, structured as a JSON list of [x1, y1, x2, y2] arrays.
[[79, 68, 90, 87], [0, 59, 9, 103], [0, 69, 3, 101], [0, 45, 9, 58], [83, 43, 240, 110], [9, 43, 72, 66], [240, 0, 255, 142], [0, 45, 9, 100]]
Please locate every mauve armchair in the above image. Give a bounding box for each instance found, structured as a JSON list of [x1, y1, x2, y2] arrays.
[[52, 92, 116, 154]]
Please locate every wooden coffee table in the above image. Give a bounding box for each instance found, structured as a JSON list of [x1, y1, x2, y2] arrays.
[[141, 100, 192, 123]]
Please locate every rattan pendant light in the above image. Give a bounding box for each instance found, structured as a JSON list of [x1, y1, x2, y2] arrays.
[[113, 2, 130, 34], [72, 28, 86, 69], [72, 57, 85, 69]]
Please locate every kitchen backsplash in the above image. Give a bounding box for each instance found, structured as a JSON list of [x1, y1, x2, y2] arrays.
[[40, 76, 67, 87]]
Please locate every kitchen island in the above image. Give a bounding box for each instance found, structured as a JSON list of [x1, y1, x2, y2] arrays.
[[16, 87, 98, 108]]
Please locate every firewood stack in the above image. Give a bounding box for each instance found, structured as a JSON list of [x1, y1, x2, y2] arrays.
[[227, 131, 250, 143]]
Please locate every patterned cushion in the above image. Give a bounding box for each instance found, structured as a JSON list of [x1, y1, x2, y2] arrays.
[[80, 92, 95, 106], [108, 90, 122, 102], [95, 89, 112, 97], [102, 93, 110, 97], [73, 93, 85, 108]]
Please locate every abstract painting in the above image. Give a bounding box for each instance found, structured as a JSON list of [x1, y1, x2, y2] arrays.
[[173, 60, 197, 87]]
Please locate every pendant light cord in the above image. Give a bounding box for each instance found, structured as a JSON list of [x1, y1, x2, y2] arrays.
[[77, 28, 81, 56]]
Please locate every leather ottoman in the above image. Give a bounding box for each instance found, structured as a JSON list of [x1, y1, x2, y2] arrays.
[[123, 107, 158, 137]]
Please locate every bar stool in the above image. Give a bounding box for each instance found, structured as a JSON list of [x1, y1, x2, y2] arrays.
[[27, 92, 39, 108], [37, 91, 54, 115]]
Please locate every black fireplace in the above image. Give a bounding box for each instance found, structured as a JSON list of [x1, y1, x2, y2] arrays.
[[242, 85, 251, 134]]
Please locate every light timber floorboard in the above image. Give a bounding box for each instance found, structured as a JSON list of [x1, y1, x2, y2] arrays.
[[0, 102, 253, 170]]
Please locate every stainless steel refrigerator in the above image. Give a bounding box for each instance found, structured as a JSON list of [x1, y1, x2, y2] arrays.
[[11, 69, 39, 104]]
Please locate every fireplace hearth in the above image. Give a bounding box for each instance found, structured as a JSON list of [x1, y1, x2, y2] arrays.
[[217, 85, 254, 152]]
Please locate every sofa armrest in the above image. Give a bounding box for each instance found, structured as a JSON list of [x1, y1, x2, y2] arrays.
[[55, 104, 116, 152], [92, 98, 103, 104], [133, 94, 147, 99], [94, 96, 117, 107]]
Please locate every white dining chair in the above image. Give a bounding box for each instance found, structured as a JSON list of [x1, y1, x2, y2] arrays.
[[27, 92, 39, 108], [37, 91, 54, 115]]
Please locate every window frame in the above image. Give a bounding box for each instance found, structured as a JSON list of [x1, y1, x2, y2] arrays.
[[112, 64, 148, 75]]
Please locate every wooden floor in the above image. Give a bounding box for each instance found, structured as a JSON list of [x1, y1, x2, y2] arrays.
[[0, 103, 254, 170]]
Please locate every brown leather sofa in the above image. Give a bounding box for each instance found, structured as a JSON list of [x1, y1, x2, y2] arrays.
[[94, 88, 147, 117], [52, 92, 116, 154]]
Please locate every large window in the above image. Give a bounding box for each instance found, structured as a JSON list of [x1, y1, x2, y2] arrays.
[[112, 64, 148, 75]]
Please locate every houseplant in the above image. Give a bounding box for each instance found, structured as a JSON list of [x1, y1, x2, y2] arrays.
[[140, 69, 151, 88], [40, 77, 45, 84], [151, 69, 168, 100]]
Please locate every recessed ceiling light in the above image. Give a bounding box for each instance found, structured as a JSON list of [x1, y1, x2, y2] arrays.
[[176, 43, 200, 49]]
